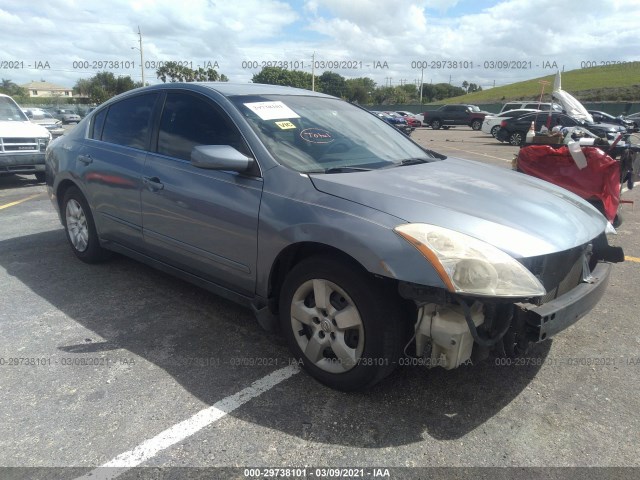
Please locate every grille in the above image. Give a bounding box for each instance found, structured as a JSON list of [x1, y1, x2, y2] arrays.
[[522, 244, 587, 305], [538, 254, 584, 304], [0, 137, 39, 153]]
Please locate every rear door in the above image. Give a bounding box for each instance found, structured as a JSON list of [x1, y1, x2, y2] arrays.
[[81, 92, 159, 250], [141, 90, 263, 295]]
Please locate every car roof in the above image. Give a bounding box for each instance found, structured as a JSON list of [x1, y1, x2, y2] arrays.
[[143, 82, 331, 98]]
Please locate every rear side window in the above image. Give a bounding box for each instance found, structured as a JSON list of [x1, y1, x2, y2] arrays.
[[156, 92, 247, 161], [101, 93, 158, 149], [90, 109, 107, 140], [502, 103, 519, 112]]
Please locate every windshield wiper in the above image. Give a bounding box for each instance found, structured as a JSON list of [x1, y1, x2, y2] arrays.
[[322, 166, 373, 173], [386, 158, 433, 168]]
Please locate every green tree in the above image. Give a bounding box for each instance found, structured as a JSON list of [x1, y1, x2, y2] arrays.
[[252, 67, 312, 89], [345, 77, 376, 103], [0, 79, 28, 100], [156, 61, 228, 83], [73, 72, 142, 104], [317, 71, 346, 98]]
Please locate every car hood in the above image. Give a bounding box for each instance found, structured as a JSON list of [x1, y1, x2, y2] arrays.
[[309, 158, 607, 258], [585, 121, 625, 132], [0, 120, 50, 138]]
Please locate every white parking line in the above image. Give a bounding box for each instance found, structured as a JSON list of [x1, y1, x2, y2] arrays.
[[75, 365, 300, 480]]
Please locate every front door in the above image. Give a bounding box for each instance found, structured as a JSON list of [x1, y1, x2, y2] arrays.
[[141, 91, 263, 295]]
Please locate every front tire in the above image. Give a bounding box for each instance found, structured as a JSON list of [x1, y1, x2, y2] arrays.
[[62, 187, 111, 263], [279, 256, 404, 391], [471, 119, 482, 131], [490, 125, 500, 137], [431, 119, 442, 130]]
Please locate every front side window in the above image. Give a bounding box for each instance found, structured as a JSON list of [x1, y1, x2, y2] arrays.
[[156, 92, 247, 161], [101, 93, 157, 149], [230, 94, 438, 173]]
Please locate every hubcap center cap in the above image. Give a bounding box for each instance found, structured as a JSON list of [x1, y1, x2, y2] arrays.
[[320, 319, 332, 333]]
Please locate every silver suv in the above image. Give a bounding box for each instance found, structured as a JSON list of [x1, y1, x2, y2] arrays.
[[500, 102, 563, 113], [0, 94, 51, 182]]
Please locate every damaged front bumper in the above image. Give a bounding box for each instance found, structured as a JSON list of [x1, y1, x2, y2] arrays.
[[517, 261, 612, 342]]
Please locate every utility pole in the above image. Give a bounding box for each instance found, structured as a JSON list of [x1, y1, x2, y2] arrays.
[[419, 68, 424, 104], [311, 52, 315, 91], [132, 26, 145, 85]]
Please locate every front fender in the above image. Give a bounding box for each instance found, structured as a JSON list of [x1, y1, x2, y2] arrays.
[[255, 170, 447, 297]]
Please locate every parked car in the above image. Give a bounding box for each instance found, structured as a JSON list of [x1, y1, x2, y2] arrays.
[[383, 111, 418, 130], [626, 112, 640, 131], [46, 83, 623, 390], [0, 94, 51, 182], [587, 110, 636, 131], [395, 111, 423, 127], [24, 109, 65, 138], [496, 111, 626, 146], [499, 102, 563, 114], [422, 104, 488, 130], [52, 109, 81, 124], [371, 110, 412, 135], [481, 109, 540, 137]]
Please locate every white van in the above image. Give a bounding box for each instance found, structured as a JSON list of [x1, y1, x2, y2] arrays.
[[0, 94, 51, 182]]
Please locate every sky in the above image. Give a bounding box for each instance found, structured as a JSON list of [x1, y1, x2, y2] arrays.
[[1, 0, 639, 92]]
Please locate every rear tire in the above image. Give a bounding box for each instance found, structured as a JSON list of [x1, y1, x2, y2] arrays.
[[279, 256, 404, 391], [509, 131, 524, 146], [62, 187, 111, 263]]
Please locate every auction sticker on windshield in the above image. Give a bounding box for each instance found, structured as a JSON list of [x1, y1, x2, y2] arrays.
[[244, 101, 300, 120]]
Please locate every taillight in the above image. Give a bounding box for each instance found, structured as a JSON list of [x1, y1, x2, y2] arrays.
[[500, 120, 507, 127]]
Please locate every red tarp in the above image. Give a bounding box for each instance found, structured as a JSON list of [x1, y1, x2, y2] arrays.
[[517, 145, 620, 222]]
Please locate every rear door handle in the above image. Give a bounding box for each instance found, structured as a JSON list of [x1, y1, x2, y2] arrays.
[[142, 176, 164, 192], [78, 154, 93, 165]]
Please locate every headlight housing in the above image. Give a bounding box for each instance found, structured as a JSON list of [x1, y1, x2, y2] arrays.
[[38, 136, 50, 151], [395, 223, 545, 297]]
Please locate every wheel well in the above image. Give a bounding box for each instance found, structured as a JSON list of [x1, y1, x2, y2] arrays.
[[267, 242, 375, 314], [56, 179, 79, 211]]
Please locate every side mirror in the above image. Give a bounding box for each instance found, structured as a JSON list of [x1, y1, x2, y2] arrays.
[[191, 145, 253, 172]]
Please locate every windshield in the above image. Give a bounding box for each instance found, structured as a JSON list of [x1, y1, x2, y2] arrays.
[[230, 94, 438, 173], [0, 97, 29, 122]]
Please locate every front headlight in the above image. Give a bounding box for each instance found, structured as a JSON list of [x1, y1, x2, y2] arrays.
[[38, 136, 50, 151], [395, 224, 546, 297]]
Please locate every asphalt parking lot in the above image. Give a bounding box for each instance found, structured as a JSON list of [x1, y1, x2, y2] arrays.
[[1, 127, 639, 479]]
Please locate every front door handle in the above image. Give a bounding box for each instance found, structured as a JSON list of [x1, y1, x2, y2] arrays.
[[78, 154, 93, 165], [142, 176, 164, 192]]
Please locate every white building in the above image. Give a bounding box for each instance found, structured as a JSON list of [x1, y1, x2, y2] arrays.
[[21, 81, 73, 98]]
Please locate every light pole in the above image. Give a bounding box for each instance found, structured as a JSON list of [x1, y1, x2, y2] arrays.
[[131, 26, 145, 85]]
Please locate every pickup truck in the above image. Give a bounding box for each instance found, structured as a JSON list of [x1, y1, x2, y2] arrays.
[[0, 93, 51, 182], [422, 104, 488, 130]]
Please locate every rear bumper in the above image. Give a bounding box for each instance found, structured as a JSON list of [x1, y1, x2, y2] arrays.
[[517, 261, 612, 341]]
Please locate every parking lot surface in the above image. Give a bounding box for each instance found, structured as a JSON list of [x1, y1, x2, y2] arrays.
[[1, 127, 639, 479]]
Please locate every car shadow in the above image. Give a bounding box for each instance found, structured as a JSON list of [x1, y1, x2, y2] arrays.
[[0, 174, 43, 190], [0, 229, 549, 445]]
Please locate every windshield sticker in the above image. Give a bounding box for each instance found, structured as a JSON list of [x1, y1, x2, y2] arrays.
[[275, 121, 296, 130], [244, 101, 300, 120], [300, 128, 334, 144]]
